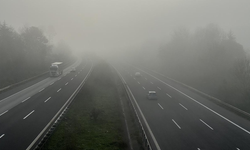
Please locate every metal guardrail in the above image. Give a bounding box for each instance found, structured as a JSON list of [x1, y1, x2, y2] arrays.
[[112, 66, 153, 150], [27, 64, 93, 150], [0, 72, 49, 93], [0, 60, 78, 94], [150, 70, 250, 119]]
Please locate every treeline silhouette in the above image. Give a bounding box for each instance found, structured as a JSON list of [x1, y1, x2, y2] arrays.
[[157, 24, 250, 111], [0, 22, 74, 88], [127, 24, 250, 112]]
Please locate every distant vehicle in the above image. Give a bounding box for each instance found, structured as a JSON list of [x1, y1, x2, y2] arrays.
[[135, 72, 141, 77], [71, 67, 76, 72], [49, 62, 63, 77], [148, 91, 157, 100]]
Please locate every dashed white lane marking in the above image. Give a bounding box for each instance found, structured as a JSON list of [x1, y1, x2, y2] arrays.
[[44, 97, 51, 103], [166, 93, 172, 98], [23, 110, 35, 119], [157, 87, 161, 90], [57, 88, 61, 92], [0, 110, 8, 116], [0, 134, 5, 138], [22, 97, 30, 103], [71, 78, 73, 80], [38, 88, 44, 92], [65, 82, 68, 86], [137, 81, 140, 84], [142, 72, 250, 135], [200, 119, 213, 130], [150, 81, 154, 84], [57, 78, 61, 80], [145, 78, 147, 80], [158, 103, 164, 109], [142, 87, 146, 90], [179, 103, 188, 110], [75, 75, 77, 77], [197, 148, 201, 150], [130, 74, 132, 77], [236, 148, 240, 150], [172, 119, 181, 129], [50, 82, 54, 85], [133, 77, 136, 80]]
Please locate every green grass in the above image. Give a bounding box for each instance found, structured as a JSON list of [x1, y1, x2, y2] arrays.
[[42, 61, 127, 150]]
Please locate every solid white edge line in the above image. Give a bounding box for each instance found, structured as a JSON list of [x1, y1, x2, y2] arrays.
[[23, 110, 35, 119], [0, 134, 5, 138], [135, 67, 250, 135], [115, 67, 160, 150], [179, 103, 188, 110], [57, 88, 61, 92], [0, 110, 8, 116], [22, 97, 31, 103], [158, 103, 164, 109], [172, 119, 181, 129], [200, 119, 213, 130], [0, 60, 82, 104], [44, 97, 51, 103], [27, 62, 91, 150]]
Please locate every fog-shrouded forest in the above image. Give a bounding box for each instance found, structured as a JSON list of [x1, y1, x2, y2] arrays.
[[0, 22, 74, 88], [126, 24, 250, 112]]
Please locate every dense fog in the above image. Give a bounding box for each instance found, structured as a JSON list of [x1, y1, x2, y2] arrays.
[[1, 1, 250, 111]]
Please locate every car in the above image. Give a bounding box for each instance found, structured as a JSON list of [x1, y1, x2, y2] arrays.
[[135, 72, 141, 77], [147, 91, 157, 100], [71, 67, 76, 72]]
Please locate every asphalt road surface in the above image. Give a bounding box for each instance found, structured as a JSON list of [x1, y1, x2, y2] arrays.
[[114, 62, 250, 150], [0, 58, 92, 150]]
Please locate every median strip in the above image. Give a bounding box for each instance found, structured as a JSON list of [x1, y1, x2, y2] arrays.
[[41, 61, 133, 150]]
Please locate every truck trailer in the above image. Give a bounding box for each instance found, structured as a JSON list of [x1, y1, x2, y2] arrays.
[[49, 62, 63, 77]]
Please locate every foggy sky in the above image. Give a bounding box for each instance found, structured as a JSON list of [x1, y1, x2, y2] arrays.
[[1, 0, 250, 55]]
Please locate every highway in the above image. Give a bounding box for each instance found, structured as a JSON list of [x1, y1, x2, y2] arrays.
[[0, 58, 92, 150], [114, 62, 250, 150]]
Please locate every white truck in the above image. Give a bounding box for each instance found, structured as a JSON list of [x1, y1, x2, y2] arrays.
[[49, 62, 63, 77]]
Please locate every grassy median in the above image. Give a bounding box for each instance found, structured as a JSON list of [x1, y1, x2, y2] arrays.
[[42, 61, 128, 150]]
